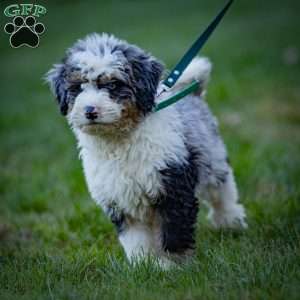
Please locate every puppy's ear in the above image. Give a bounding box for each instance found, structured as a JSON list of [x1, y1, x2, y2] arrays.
[[45, 64, 69, 115], [126, 48, 164, 114]]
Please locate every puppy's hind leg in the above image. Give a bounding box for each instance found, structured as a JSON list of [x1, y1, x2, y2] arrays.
[[207, 168, 247, 229]]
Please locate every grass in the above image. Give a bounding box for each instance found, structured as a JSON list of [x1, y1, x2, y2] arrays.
[[0, 0, 300, 299]]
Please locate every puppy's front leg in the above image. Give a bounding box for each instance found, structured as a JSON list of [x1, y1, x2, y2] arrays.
[[118, 222, 154, 262], [156, 194, 199, 257], [157, 158, 199, 258], [106, 206, 154, 262]]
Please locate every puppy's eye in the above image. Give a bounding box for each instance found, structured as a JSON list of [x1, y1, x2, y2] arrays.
[[68, 84, 82, 94], [105, 82, 117, 90], [97, 80, 122, 90], [69, 84, 80, 91]]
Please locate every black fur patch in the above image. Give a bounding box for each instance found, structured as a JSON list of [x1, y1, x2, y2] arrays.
[[156, 146, 199, 254], [114, 44, 164, 114], [105, 205, 126, 234], [52, 64, 69, 115], [46, 63, 83, 115]]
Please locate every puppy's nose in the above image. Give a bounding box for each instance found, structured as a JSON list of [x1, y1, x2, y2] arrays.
[[85, 106, 98, 120]]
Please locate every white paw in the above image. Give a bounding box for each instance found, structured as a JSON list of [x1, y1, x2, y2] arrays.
[[156, 257, 176, 270], [208, 204, 248, 229], [129, 254, 176, 270]]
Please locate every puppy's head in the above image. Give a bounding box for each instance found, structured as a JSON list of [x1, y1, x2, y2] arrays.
[[45, 33, 164, 136]]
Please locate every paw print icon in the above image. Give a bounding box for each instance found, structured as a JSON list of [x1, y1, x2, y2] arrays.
[[4, 16, 45, 48]]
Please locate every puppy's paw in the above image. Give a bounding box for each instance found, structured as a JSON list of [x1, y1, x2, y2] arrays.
[[156, 257, 177, 270], [208, 204, 248, 229]]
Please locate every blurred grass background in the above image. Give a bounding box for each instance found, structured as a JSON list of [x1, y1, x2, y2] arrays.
[[0, 0, 300, 299]]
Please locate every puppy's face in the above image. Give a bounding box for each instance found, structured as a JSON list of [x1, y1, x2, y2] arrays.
[[46, 34, 163, 136]]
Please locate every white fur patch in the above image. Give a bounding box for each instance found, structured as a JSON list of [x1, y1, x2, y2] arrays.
[[76, 106, 188, 221], [178, 57, 211, 86], [119, 223, 154, 259], [174, 57, 212, 89], [70, 50, 126, 82], [156, 57, 212, 105], [68, 85, 123, 128]]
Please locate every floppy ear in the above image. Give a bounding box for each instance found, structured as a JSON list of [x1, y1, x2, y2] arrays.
[[45, 64, 69, 115], [125, 48, 164, 114]]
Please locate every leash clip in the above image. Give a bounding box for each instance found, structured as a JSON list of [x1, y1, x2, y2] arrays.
[[156, 84, 169, 98]]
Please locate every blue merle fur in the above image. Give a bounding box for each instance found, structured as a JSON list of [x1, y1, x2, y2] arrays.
[[46, 33, 232, 256], [46, 34, 164, 116]]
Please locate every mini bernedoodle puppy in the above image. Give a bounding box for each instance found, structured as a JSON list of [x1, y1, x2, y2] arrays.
[[46, 33, 247, 268]]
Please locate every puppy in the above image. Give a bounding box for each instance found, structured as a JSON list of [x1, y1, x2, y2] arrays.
[[46, 33, 247, 267]]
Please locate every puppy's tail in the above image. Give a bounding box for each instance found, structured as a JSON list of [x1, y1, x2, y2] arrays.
[[172, 57, 212, 95]]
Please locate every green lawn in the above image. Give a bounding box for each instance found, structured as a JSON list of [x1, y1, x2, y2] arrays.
[[1, 0, 300, 299]]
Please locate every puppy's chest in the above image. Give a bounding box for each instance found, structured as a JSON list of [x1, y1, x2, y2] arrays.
[[82, 149, 162, 220]]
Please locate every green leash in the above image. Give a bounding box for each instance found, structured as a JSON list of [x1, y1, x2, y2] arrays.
[[155, 0, 234, 111], [155, 80, 199, 112]]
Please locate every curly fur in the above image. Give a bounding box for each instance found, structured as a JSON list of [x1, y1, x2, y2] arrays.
[[45, 33, 247, 268]]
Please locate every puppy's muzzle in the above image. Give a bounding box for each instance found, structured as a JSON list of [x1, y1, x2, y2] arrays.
[[85, 106, 99, 121]]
